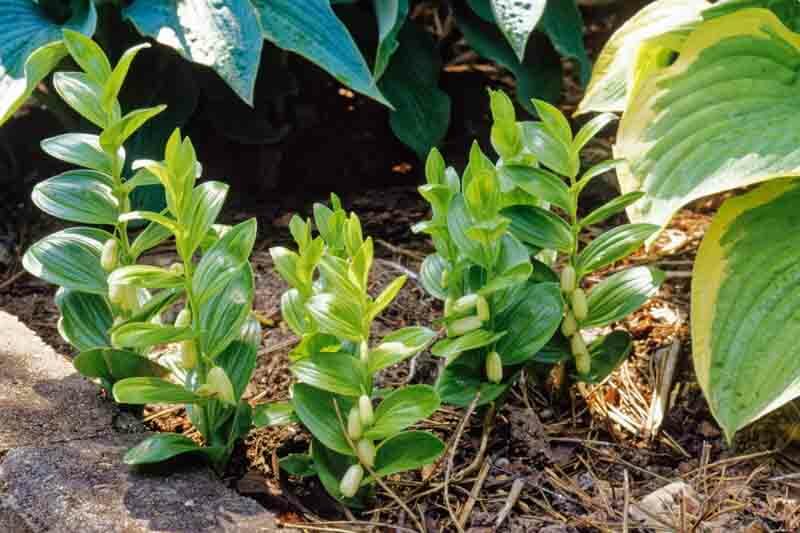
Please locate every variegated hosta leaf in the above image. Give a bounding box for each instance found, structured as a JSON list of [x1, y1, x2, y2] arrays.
[[123, 0, 263, 104], [489, 0, 546, 61], [693, 179, 800, 441], [576, 0, 707, 115], [0, 0, 96, 126], [615, 8, 800, 229]]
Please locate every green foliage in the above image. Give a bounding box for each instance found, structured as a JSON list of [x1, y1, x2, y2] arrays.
[[578, 0, 800, 440], [260, 198, 443, 507], [415, 90, 663, 407], [22, 35, 259, 471], [1, 0, 589, 165]]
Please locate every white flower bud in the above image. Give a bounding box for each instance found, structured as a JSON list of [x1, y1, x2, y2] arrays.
[[180, 340, 198, 369], [476, 295, 490, 322], [447, 316, 483, 337], [196, 367, 235, 405], [356, 439, 376, 467], [440, 269, 449, 289], [358, 395, 374, 427], [452, 293, 479, 314], [560, 265, 576, 293], [339, 464, 364, 498], [101, 239, 118, 272], [486, 351, 503, 383], [175, 307, 191, 328], [571, 333, 590, 374], [571, 288, 588, 321], [561, 311, 577, 337], [347, 406, 362, 440], [169, 262, 184, 275]]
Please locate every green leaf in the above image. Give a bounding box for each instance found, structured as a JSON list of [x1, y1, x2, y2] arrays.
[[420, 253, 448, 300], [129, 215, 174, 259], [292, 352, 366, 397], [40, 133, 120, 175], [252, 0, 387, 105], [540, 0, 591, 85], [478, 234, 533, 295], [292, 383, 354, 456], [448, 195, 491, 267], [368, 326, 437, 373], [369, 275, 406, 320], [216, 319, 260, 400], [495, 281, 564, 365], [61, 28, 110, 84], [371, 431, 445, 478], [456, 8, 562, 113], [114, 288, 182, 330], [614, 8, 800, 229], [113, 377, 202, 404], [32, 170, 118, 225], [100, 105, 167, 150], [253, 402, 298, 427], [53, 71, 117, 128], [200, 264, 255, 359], [75, 348, 169, 383], [281, 289, 309, 336], [498, 165, 571, 211], [307, 293, 364, 342], [55, 288, 111, 351], [364, 385, 440, 440], [581, 192, 645, 228], [102, 42, 150, 112], [23, 227, 110, 294], [280, 454, 316, 477], [311, 439, 367, 505], [576, 0, 704, 115], [489, 0, 546, 62], [0, 0, 96, 127], [503, 205, 573, 252], [193, 218, 257, 304], [584, 266, 664, 328], [435, 350, 512, 407], [379, 21, 450, 159], [108, 265, 184, 290], [691, 179, 800, 440], [432, 330, 506, 359], [111, 322, 195, 349], [576, 331, 633, 384], [374, 0, 409, 80], [123, 0, 262, 104], [576, 224, 658, 276], [185, 181, 228, 257], [573, 113, 617, 153], [123, 433, 225, 465], [519, 122, 577, 178]]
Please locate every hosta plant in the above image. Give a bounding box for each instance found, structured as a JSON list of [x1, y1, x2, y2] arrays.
[[22, 33, 260, 470], [256, 197, 444, 508], [577, 0, 800, 440], [415, 90, 664, 407]]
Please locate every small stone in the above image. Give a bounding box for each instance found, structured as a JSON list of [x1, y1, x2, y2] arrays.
[[630, 481, 699, 527]]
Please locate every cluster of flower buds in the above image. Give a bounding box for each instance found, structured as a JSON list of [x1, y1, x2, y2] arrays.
[[444, 293, 490, 337], [340, 394, 376, 497], [560, 265, 590, 374]]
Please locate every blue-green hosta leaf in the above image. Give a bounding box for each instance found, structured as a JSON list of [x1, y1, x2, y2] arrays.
[[55, 288, 111, 351], [692, 179, 800, 441], [489, 0, 546, 62], [576, 0, 706, 115], [584, 266, 664, 328], [252, 0, 387, 105], [374, 0, 409, 80], [614, 8, 800, 229], [123, 0, 262, 104], [703, 0, 800, 32], [23, 227, 111, 294], [379, 22, 450, 160], [32, 170, 118, 225], [540, 0, 591, 85], [0, 0, 96, 126]]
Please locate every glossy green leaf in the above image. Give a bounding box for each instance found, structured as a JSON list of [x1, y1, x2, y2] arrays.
[[576, 331, 633, 384], [53, 71, 118, 128], [373, 0, 409, 79], [123, 433, 225, 465], [253, 402, 298, 427], [307, 293, 364, 342], [368, 326, 437, 373], [55, 288, 111, 351], [185, 181, 228, 256], [371, 431, 445, 478], [75, 348, 168, 383], [432, 330, 506, 359], [540, 0, 591, 84], [279, 453, 316, 477], [292, 352, 366, 397], [498, 165, 571, 211], [489, 0, 546, 62], [0, 0, 96, 127], [364, 385, 440, 440], [448, 195, 491, 267], [519, 121, 577, 178], [216, 320, 260, 400], [193, 218, 257, 304], [576, 224, 658, 276], [435, 350, 512, 407], [581, 192, 645, 228], [111, 322, 195, 349], [113, 377, 202, 404], [129, 215, 174, 259], [23, 227, 110, 294], [100, 105, 167, 150], [496, 281, 564, 365], [576, 0, 705, 115], [253, 0, 387, 105], [61, 28, 110, 84], [379, 21, 450, 159], [503, 205, 573, 252], [292, 383, 354, 456], [692, 180, 800, 440], [123, 0, 262, 104], [200, 264, 254, 359], [479, 234, 533, 295], [32, 170, 118, 225], [101, 43, 149, 112], [369, 275, 406, 321], [40, 133, 121, 175], [584, 266, 664, 328], [281, 289, 309, 336], [108, 265, 183, 290], [311, 439, 367, 505], [614, 8, 800, 229], [419, 253, 448, 300]]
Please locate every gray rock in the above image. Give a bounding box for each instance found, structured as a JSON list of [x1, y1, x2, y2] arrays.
[[0, 311, 285, 532]]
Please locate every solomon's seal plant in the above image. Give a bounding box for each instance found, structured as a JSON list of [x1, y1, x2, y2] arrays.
[[257, 197, 444, 510], [23, 32, 260, 470], [416, 90, 664, 407]]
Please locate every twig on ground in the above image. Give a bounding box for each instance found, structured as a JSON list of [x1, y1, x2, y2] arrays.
[[457, 458, 491, 529], [375, 238, 425, 261], [495, 478, 525, 529], [444, 393, 481, 533], [622, 469, 630, 533], [0, 270, 26, 291]]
